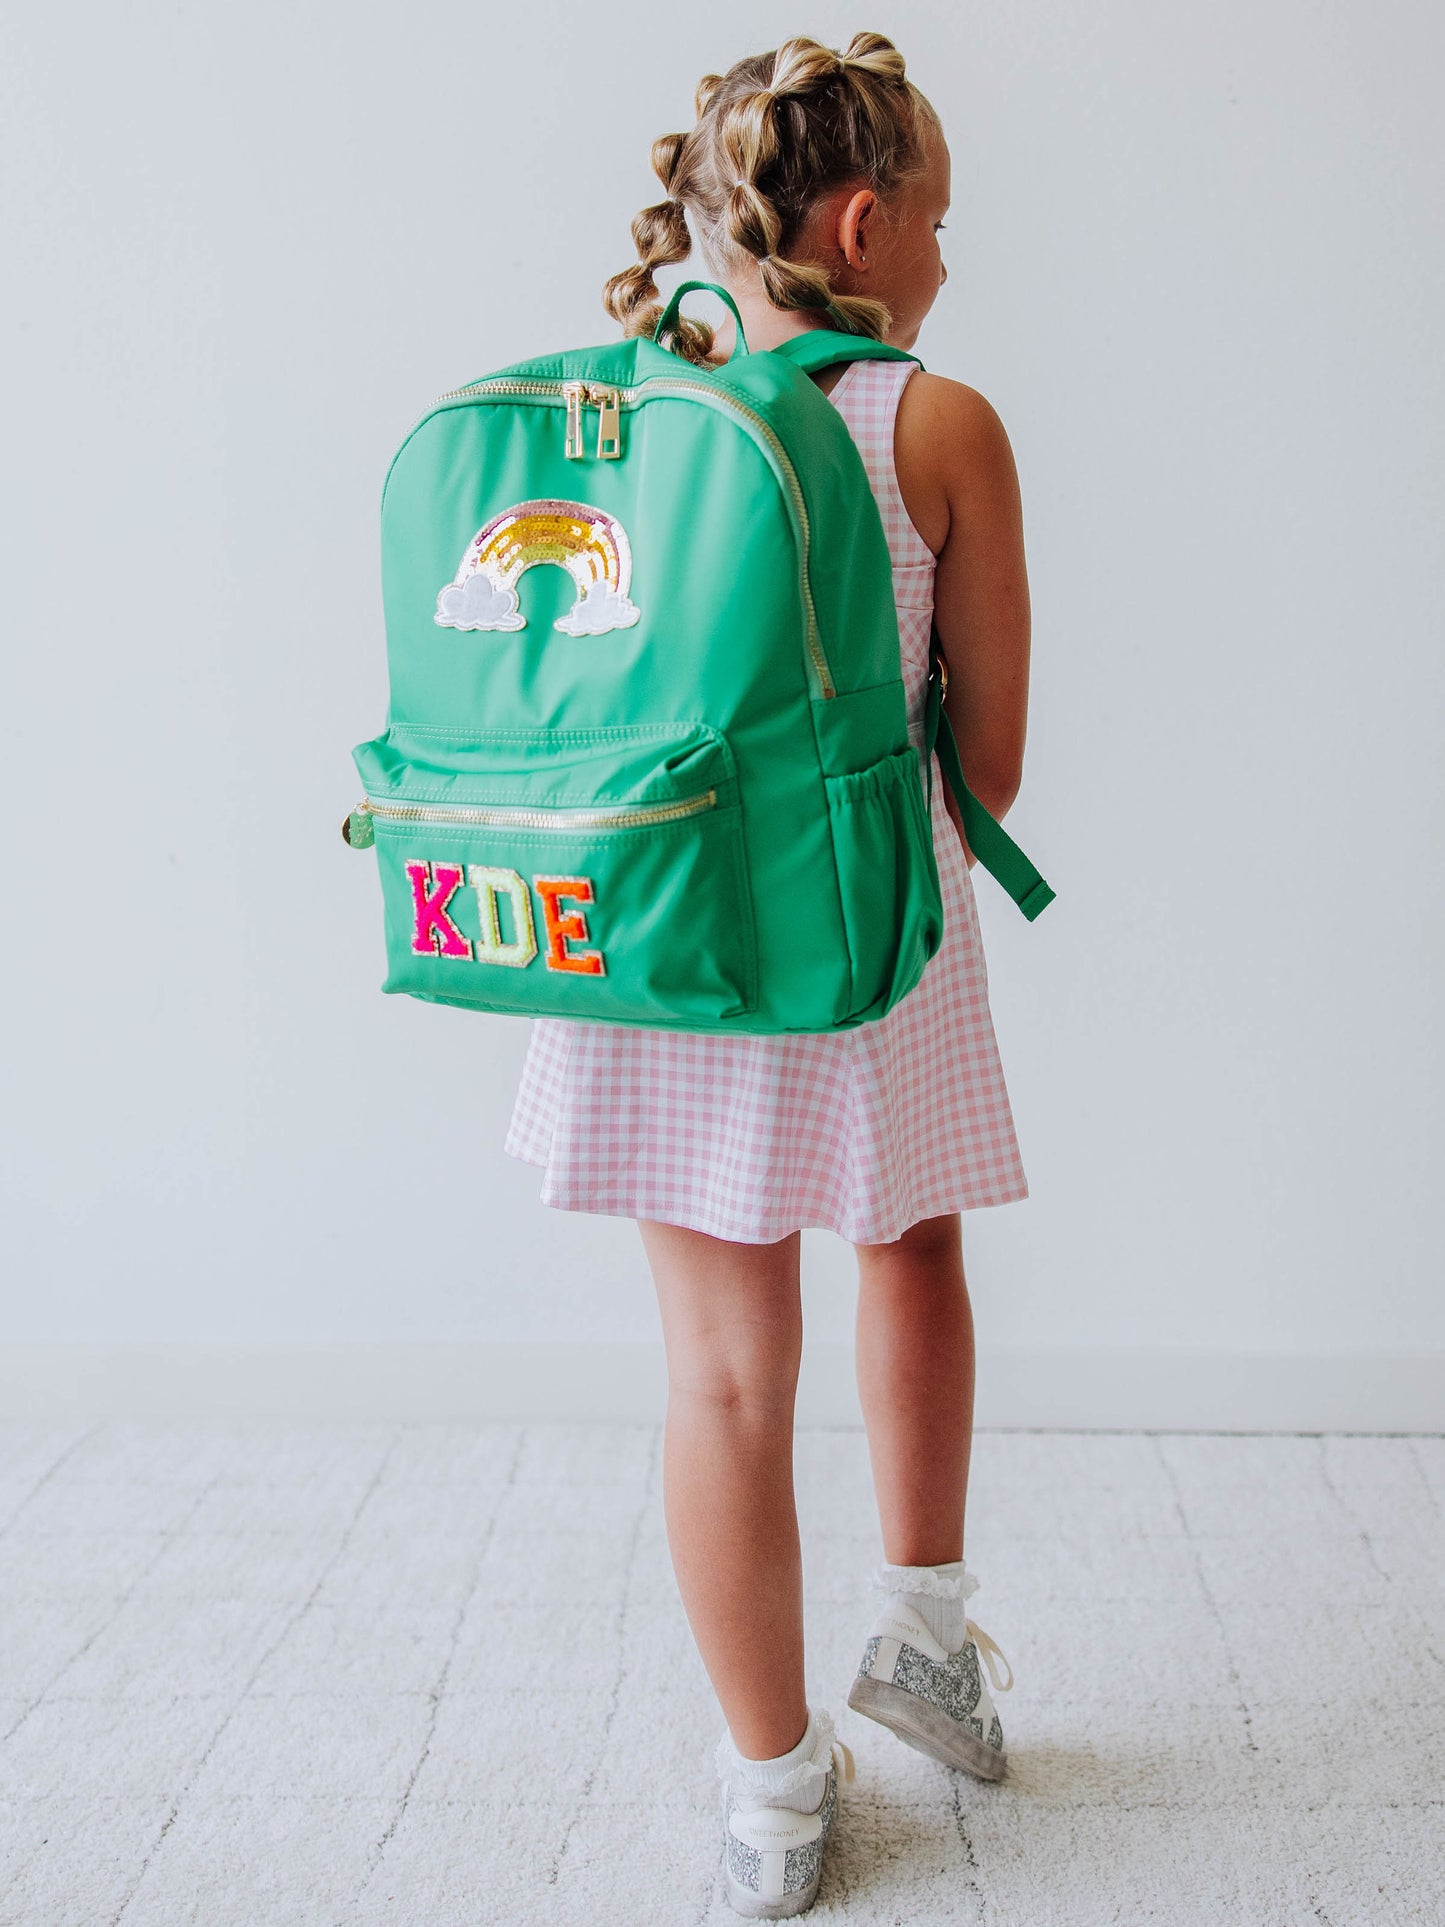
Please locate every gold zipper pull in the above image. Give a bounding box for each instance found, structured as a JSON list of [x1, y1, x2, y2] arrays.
[[593, 385, 622, 459], [342, 800, 374, 848], [563, 380, 586, 459]]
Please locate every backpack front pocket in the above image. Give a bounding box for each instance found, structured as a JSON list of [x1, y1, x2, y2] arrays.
[[824, 746, 944, 1023], [349, 722, 758, 1027]]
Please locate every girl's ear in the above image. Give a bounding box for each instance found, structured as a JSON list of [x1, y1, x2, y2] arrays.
[[836, 187, 877, 271]]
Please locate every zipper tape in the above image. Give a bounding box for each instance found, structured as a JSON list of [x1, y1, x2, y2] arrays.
[[345, 786, 718, 841]]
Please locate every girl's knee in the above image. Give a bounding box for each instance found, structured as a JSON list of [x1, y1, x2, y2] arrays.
[[668, 1364, 799, 1423], [665, 1318, 803, 1418]]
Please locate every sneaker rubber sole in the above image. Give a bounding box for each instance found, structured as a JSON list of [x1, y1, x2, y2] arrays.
[[723, 1867, 822, 1919], [847, 1673, 1007, 1782]]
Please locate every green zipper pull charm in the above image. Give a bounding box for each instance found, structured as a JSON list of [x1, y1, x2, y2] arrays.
[[342, 802, 374, 848]]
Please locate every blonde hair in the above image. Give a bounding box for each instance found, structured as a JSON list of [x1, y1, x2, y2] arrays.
[[602, 31, 939, 366]]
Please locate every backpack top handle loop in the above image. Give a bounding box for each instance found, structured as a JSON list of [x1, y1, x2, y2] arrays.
[[653, 280, 750, 361]]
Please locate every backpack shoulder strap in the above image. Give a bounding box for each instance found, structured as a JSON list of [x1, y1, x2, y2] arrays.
[[923, 626, 1055, 921], [775, 334, 1053, 917], [769, 330, 924, 377]]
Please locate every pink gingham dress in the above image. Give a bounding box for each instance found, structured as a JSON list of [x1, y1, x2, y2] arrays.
[[503, 356, 1029, 1244]]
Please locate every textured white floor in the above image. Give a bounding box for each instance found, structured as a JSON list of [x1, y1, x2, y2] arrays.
[[0, 1425, 1441, 1927]]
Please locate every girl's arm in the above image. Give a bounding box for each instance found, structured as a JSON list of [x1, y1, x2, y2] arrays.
[[895, 372, 1033, 863]]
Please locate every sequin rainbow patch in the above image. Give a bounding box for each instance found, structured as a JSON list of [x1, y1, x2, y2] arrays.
[[434, 498, 641, 636]]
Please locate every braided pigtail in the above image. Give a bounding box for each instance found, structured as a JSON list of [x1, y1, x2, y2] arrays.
[[601, 131, 716, 363], [716, 83, 834, 329]]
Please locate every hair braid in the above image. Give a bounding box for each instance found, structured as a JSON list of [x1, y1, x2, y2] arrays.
[[601, 130, 713, 359]]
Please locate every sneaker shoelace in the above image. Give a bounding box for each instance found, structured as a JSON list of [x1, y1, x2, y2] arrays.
[[874, 1561, 1017, 1696], [964, 1618, 1015, 1695]]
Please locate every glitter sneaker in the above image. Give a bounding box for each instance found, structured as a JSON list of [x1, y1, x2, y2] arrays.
[[847, 1566, 1014, 1782], [716, 1707, 855, 1919]]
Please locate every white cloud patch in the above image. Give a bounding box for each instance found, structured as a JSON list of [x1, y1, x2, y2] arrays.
[[434, 572, 525, 632], [553, 580, 642, 636]]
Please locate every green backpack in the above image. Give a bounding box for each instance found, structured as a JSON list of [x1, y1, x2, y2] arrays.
[[345, 279, 1053, 1035]]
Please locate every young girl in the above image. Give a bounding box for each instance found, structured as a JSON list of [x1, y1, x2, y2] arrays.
[[506, 30, 1029, 1917]]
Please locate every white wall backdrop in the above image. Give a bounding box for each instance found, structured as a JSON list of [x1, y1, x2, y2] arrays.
[[3, 1, 1442, 1425]]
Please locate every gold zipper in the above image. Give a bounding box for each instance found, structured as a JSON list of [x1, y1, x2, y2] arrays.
[[424, 376, 835, 698], [626, 377, 831, 698], [594, 385, 622, 459], [347, 786, 717, 839], [563, 380, 586, 459], [450, 377, 622, 463], [432, 377, 565, 406]]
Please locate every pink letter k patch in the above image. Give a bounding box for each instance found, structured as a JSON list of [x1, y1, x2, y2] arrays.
[[404, 859, 473, 960]]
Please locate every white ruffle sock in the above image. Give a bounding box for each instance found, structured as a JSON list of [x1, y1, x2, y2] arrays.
[[714, 1705, 841, 1816], [874, 1558, 977, 1654]]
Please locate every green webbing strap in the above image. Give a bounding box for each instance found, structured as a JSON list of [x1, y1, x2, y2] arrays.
[[653, 280, 750, 360], [923, 635, 1056, 921], [768, 329, 922, 377]]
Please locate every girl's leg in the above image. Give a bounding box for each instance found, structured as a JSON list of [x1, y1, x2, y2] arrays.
[[853, 1212, 974, 1564], [637, 1218, 808, 1762]]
